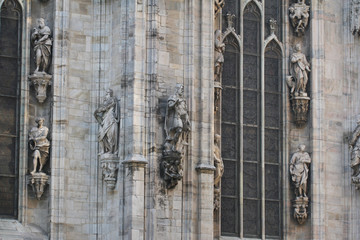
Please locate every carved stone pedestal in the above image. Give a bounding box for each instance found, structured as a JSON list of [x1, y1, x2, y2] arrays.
[[29, 72, 52, 103], [290, 96, 310, 127], [100, 154, 119, 190], [160, 151, 183, 189], [28, 173, 49, 200], [293, 197, 309, 225]]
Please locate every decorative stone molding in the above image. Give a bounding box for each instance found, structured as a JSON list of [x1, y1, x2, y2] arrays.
[[290, 144, 311, 224], [349, 120, 360, 189], [286, 44, 311, 127], [161, 84, 191, 189], [289, 0, 310, 37], [28, 173, 50, 200], [100, 154, 119, 190], [352, 0, 360, 35], [28, 73, 52, 103]]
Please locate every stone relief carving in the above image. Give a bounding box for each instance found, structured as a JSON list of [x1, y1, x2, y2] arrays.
[[214, 0, 225, 16], [289, 0, 310, 37], [349, 120, 360, 189], [269, 18, 277, 35], [352, 0, 360, 35], [28, 117, 50, 200], [289, 144, 311, 224], [94, 89, 120, 189], [160, 84, 191, 189], [214, 134, 224, 211], [29, 18, 53, 103], [286, 44, 311, 127]]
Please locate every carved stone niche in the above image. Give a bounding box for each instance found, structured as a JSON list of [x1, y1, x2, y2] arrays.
[[289, 0, 310, 37], [100, 154, 120, 190], [29, 73, 52, 103], [28, 173, 50, 200]]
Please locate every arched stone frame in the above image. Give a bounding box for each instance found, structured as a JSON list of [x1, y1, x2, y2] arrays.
[[0, 0, 31, 223], [219, 0, 287, 238]]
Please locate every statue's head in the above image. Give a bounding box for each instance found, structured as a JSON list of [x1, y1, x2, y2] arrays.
[[35, 117, 45, 126], [298, 144, 306, 152], [357, 118, 360, 125], [215, 29, 222, 41], [295, 44, 302, 52], [175, 83, 184, 97], [106, 89, 113, 97], [215, 134, 221, 144], [37, 18, 45, 29]]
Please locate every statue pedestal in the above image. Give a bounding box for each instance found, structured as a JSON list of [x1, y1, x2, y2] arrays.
[[100, 154, 119, 190], [290, 96, 310, 127], [28, 172, 50, 200], [28, 72, 52, 103], [292, 196, 309, 224], [160, 151, 183, 189]]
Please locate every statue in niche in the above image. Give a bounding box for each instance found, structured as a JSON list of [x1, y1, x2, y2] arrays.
[[214, 29, 225, 82], [29, 117, 50, 174], [161, 84, 191, 189], [94, 89, 120, 157], [349, 119, 360, 189], [289, 0, 310, 37], [288, 44, 311, 97], [289, 144, 311, 224], [214, 134, 224, 211], [31, 18, 52, 74], [290, 144, 311, 198]]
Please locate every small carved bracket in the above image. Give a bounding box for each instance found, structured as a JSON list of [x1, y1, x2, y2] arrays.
[[100, 154, 120, 190], [289, 0, 310, 37], [290, 95, 310, 127], [27, 173, 50, 200], [29, 73, 52, 103], [293, 197, 309, 224]]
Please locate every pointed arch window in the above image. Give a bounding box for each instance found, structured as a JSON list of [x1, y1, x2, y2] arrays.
[[220, 0, 283, 238], [0, 0, 22, 218]]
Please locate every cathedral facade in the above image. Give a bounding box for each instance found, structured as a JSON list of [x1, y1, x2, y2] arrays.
[[0, 0, 360, 239]]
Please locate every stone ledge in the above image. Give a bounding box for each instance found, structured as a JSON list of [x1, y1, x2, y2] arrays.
[[196, 163, 216, 174], [122, 154, 148, 167], [0, 220, 48, 240]]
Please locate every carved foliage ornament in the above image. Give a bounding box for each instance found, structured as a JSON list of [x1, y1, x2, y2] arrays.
[[160, 84, 191, 189], [352, 0, 360, 35], [289, 144, 311, 224], [289, 0, 310, 37], [349, 120, 360, 189]]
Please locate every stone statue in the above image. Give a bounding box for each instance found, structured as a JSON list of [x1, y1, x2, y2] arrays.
[[94, 89, 120, 156], [214, 30, 225, 82], [289, 0, 310, 36], [161, 84, 191, 189], [349, 119, 360, 188], [29, 117, 50, 174], [290, 144, 311, 198], [290, 144, 311, 224], [31, 18, 52, 73], [163, 84, 191, 155], [289, 44, 311, 97], [214, 134, 224, 211]]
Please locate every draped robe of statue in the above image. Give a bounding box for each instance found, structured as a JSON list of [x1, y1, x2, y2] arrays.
[[290, 48, 311, 96], [289, 146, 311, 198], [32, 24, 52, 73], [94, 94, 120, 155], [29, 120, 50, 174]]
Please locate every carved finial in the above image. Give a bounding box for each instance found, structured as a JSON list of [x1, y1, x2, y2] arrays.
[[269, 18, 277, 35], [226, 13, 236, 29]]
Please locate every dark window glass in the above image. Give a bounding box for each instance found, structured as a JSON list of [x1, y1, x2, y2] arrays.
[[0, 0, 22, 218]]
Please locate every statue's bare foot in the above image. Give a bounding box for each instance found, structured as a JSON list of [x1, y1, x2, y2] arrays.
[[30, 170, 36, 175]]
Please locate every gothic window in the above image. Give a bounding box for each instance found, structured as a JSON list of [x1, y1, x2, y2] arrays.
[[221, 1, 283, 238], [0, 0, 22, 218]]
